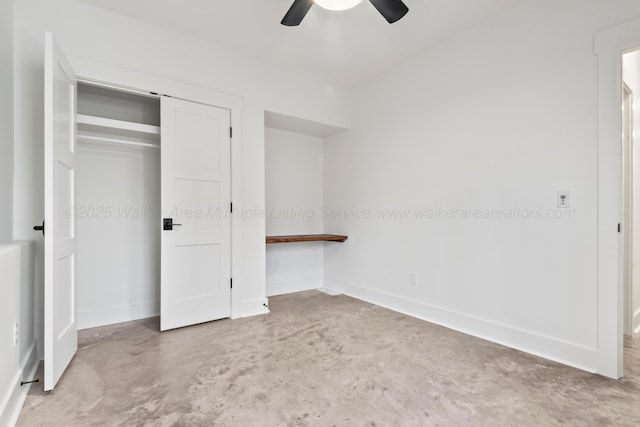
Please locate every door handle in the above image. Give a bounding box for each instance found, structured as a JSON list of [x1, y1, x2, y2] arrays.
[[163, 218, 182, 231], [33, 220, 45, 236]]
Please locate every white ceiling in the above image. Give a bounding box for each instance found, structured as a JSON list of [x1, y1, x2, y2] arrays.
[[75, 0, 520, 87]]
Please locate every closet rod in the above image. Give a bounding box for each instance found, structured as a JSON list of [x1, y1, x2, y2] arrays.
[[78, 134, 160, 149]]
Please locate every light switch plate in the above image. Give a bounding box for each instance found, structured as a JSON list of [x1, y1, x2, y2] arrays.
[[557, 192, 571, 208]]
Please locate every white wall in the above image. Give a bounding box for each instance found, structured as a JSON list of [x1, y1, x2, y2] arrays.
[[16, 241, 37, 381], [0, 0, 13, 242], [625, 49, 640, 334], [0, 3, 38, 425], [0, 245, 20, 426], [12, 0, 350, 348], [0, 242, 38, 427], [265, 127, 325, 296], [324, 0, 640, 372], [76, 146, 160, 329]]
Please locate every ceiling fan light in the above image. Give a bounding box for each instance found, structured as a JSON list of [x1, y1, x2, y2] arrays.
[[314, 0, 363, 11]]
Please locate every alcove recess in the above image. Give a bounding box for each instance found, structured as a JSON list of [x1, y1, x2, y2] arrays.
[[264, 110, 347, 297]]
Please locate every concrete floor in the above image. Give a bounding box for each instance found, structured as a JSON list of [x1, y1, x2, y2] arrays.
[[17, 291, 640, 426]]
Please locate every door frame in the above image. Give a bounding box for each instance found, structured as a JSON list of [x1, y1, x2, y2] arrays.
[[595, 15, 640, 379], [70, 58, 251, 320], [622, 82, 634, 337]]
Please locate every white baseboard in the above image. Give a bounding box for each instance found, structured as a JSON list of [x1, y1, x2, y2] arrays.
[[78, 300, 159, 330], [232, 297, 270, 319], [36, 339, 44, 361], [318, 287, 341, 296], [79, 295, 272, 326], [329, 278, 599, 373], [266, 277, 323, 297], [634, 309, 640, 334], [0, 342, 40, 427]]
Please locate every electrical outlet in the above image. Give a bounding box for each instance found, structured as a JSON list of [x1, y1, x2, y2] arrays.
[[13, 322, 18, 347], [410, 272, 418, 286]]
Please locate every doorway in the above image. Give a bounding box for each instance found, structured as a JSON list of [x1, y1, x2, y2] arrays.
[[594, 15, 640, 378]]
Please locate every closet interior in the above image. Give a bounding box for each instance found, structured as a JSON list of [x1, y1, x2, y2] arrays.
[[75, 82, 161, 329]]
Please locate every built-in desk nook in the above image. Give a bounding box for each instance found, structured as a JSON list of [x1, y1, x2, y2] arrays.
[[266, 234, 348, 244], [264, 111, 347, 297]]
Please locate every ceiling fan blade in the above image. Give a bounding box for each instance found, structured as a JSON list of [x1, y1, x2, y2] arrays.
[[281, 0, 314, 26], [369, 0, 409, 23]]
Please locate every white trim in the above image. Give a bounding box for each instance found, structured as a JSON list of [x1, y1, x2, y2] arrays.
[[328, 278, 599, 373], [78, 300, 160, 330], [621, 83, 635, 335], [77, 135, 160, 150], [634, 308, 640, 334], [0, 343, 39, 427], [622, 83, 634, 337], [77, 78, 160, 99], [77, 114, 160, 136], [266, 277, 323, 297], [231, 297, 270, 319], [594, 15, 640, 379], [70, 57, 243, 111], [318, 287, 341, 296]]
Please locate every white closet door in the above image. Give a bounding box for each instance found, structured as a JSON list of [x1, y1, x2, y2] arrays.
[[43, 32, 78, 391], [160, 97, 231, 331]]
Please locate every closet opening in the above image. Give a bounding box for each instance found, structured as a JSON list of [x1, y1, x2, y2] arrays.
[[43, 34, 238, 389], [76, 81, 162, 330]]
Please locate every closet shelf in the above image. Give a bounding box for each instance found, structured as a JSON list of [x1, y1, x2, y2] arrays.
[[266, 234, 348, 244], [77, 134, 160, 150], [77, 114, 160, 136]]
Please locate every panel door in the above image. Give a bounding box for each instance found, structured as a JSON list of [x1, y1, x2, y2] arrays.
[[43, 32, 78, 391], [160, 97, 231, 330]]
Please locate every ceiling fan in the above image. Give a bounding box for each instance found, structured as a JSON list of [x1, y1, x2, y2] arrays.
[[281, 0, 409, 26]]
